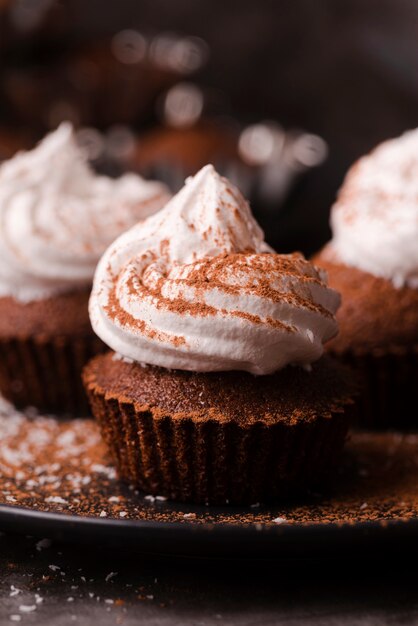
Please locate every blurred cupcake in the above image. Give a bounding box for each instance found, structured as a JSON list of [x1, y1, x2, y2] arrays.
[[134, 120, 239, 188], [2, 32, 208, 133], [314, 130, 418, 429], [127, 81, 242, 193], [0, 123, 170, 414], [84, 165, 355, 505]]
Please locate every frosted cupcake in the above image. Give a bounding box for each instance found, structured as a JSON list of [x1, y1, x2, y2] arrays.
[[84, 165, 356, 504], [0, 123, 170, 414], [314, 130, 418, 428]]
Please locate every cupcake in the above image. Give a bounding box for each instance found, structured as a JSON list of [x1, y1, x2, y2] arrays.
[[84, 165, 356, 504], [0, 123, 170, 414], [133, 121, 240, 190], [314, 130, 418, 429]]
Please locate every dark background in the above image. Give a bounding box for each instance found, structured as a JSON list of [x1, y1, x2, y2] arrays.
[[1, 0, 418, 250], [2, 532, 418, 625]]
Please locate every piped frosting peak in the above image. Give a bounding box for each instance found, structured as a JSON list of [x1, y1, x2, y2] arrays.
[[90, 165, 340, 374]]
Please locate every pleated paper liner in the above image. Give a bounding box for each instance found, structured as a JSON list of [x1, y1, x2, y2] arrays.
[[3, 402, 418, 527], [330, 345, 418, 430], [83, 356, 355, 505], [0, 334, 105, 416]]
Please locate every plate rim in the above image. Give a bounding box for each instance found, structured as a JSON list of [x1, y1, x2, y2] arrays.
[[3, 502, 418, 558], [1, 501, 418, 534]]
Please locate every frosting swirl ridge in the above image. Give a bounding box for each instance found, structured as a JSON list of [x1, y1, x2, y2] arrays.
[[328, 128, 418, 288], [0, 123, 170, 302], [90, 165, 340, 374]]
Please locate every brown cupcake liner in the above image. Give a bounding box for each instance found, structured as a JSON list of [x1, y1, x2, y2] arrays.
[[0, 335, 105, 415], [330, 346, 418, 430], [85, 383, 352, 505]]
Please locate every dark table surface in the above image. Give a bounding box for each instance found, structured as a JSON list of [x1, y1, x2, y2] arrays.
[[1, 531, 418, 625]]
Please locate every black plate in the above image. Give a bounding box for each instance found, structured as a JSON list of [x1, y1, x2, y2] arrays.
[[1, 503, 417, 559], [2, 409, 418, 559]]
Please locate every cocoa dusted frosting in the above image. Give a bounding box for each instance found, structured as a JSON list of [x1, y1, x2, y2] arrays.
[[90, 165, 340, 374], [326, 128, 418, 288], [0, 123, 171, 302]]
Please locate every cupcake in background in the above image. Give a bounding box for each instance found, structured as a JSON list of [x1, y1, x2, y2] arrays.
[[0, 123, 170, 414], [134, 120, 240, 190], [131, 82, 241, 190], [84, 164, 356, 505], [314, 129, 418, 429]]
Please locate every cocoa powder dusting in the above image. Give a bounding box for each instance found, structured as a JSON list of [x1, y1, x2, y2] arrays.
[[103, 251, 330, 340], [104, 282, 186, 348], [0, 399, 417, 526], [84, 353, 354, 425]]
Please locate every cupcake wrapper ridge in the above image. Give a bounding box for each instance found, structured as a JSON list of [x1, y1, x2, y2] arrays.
[[0, 335, 105, 415], [331, 346, 418, 430], [85, 382, 352, 505]]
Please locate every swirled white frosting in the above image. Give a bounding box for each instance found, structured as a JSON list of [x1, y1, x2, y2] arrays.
[[0, 123, 171, 302], [328, 128, 418, 288], [90, 165, 340, 374]]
